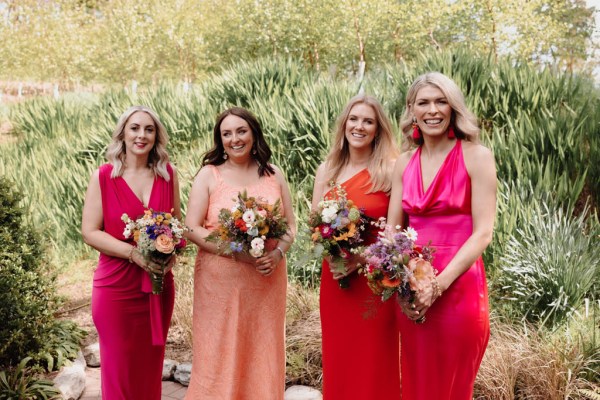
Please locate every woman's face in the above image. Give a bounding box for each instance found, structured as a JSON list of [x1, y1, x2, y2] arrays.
[[220, 114, 255, 160], [123, 111, 156, 157], [411, 85, 453, 138], [344, 103, 378, 151]]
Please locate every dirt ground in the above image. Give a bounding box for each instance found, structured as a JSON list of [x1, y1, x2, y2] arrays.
[[56, 259, 193, 363]]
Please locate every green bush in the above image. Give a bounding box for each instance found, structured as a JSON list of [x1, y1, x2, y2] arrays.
[[0, 357, 61, 400], [498, 200, 600, 328], [0, 176, 58, 368]]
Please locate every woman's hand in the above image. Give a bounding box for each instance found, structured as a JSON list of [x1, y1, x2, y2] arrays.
[[255, 249, 283, 277], [130, 249, 163, 275], [330, 253, 364, 280], [399, 278, 441, 323]]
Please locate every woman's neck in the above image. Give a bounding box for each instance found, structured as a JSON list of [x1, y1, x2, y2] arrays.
[[124, 154, 150, 171], [347, 147, 372, 169], [421, 136, 455, 159]]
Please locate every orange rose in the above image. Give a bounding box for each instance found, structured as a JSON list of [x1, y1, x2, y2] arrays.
[[407, 258, 434, 291], [155, 234, 175, 254], [381, 275, 401, 288]]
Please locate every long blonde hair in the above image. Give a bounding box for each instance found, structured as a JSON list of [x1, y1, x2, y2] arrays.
[[105, 105, 170, 180], [324, 95, 399, 193], [400, 72, 480, 151]]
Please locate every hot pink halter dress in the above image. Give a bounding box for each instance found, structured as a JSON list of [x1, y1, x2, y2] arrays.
[[400, 140, 490, 399], [92, 163, 176, 400]]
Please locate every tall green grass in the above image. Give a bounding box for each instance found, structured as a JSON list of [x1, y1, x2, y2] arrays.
[[1, 52, 598, 288]]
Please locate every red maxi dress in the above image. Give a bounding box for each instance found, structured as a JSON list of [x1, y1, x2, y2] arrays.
[[400, 140, 490, 399], [320, 169, 401, 400], [92, 163, 176, 400]]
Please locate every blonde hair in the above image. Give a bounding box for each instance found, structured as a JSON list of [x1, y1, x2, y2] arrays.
[[400, 72, 480, 151], [105, 106, 170, 181], [324, 94, 399, 193]]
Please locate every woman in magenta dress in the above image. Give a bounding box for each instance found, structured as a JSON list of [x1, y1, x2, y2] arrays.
[[312, 95, 401, 399], [387, 72, 497, 399], [81, 106, 182, 400]]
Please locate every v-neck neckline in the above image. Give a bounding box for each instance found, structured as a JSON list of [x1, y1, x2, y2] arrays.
[[120, 175, 156, 209], [418, 140, 459, 195]]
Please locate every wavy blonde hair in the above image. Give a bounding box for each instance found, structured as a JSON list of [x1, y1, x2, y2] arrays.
[[400, 72, 480, 151], [105, 105, 170, 181], [324, 94, 399, 193]]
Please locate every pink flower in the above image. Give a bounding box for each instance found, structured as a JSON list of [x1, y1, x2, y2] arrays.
[[319, 224, 334, 239]]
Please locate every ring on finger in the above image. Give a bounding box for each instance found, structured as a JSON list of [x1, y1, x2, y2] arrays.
[[411, 304, 416, 310]]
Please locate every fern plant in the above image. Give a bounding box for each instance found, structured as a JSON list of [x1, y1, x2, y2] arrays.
[[0, 358, 61, 400]]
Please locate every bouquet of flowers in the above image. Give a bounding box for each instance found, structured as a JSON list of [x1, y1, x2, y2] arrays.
[[206, 190, 288, 258], [308, 184, 370, 289], [121, 209, 186, 294], [361, 223, 436, 304]]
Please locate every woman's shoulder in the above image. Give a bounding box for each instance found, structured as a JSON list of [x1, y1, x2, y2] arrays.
[[461, 141, 494, 162]]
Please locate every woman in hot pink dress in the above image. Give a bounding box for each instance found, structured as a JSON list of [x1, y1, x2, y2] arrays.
[[184, 107, 296, 399], [82, 106, 182, 400], [312, 95, 401, 400], [387, 73, 497, 399]]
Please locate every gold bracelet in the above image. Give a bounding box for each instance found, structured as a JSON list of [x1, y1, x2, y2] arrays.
[[128, 246, 135, 263], [275, 246, 285, 259], [431, 276, 443, 300]]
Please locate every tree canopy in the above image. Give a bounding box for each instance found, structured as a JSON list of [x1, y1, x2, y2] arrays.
[[0, 0, 597, 84]]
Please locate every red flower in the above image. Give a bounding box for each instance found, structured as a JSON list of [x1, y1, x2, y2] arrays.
[[235, 218, 248, 232]]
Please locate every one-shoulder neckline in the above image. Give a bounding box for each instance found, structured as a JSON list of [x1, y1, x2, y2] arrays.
[[418, 140, 461, 195]]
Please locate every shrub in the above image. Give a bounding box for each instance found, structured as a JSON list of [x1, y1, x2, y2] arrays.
[[0, 357, 61, 400], [0, 176, 58, 368], [498, 200, 600, 328]]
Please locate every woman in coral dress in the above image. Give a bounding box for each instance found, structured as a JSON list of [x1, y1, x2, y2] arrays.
[[82, 106, 182, 399], [312, 95, 401, 399], [387, 72, 497, 399], [184, 107, 296, 400]]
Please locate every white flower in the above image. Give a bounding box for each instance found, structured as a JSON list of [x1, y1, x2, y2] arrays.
[[231, 205, 241, 213], [402, 227, 418, 241], [249, 247, 263, 257], [321, 206, 338, 223], [123, 228, 131, 238], [251, 237, 265, 250], [242, 210, 256, 224]]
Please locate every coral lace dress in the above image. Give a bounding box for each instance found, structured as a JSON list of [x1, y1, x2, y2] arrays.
[[185, 165, 287, 400], [320, 169, 401, 400], [92, 163, 176, 400], [400, 140, 490, 399]]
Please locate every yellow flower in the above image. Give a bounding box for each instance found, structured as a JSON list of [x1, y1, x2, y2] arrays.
[[232, 210, 242, 219], [334, 223, 356, 241], [259, 225, 270, 235]]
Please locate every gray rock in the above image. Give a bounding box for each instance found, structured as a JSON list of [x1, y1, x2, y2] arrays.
[[83, 342, 100, 367], [284, 385, 323, 400], [174, 362, 192, 386], [162, 359, 178, 381], [53, 351, 86, 400]]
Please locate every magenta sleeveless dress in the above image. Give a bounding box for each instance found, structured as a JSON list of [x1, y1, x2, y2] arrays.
[[185, 165, 287, 400], [92, 163, 175, 400], [400, 140, 490, 399]]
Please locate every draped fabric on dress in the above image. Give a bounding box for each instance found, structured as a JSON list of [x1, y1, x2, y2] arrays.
[[400, 140, 490, 400], [184, 165, 287, 400], [92, 163, 175, 400], [320, 169, 401, 400]]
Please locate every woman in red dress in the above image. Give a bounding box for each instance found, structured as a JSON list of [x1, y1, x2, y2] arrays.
[[312, 95, 401, 399], [82, 106, 182, 399], [387, 72, 497, 399]]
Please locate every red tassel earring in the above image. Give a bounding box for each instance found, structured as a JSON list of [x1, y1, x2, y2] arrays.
[[412, 117, 420, 139], [448, 125, 456, 139]]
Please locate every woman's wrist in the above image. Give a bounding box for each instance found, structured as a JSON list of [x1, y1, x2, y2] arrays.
[[275, 246, 285, 259]]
